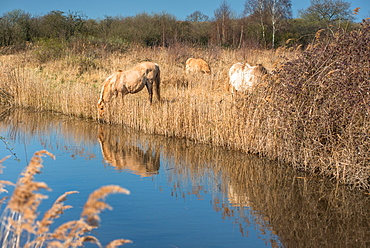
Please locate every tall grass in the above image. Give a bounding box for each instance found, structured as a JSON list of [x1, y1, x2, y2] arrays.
[[0, 151, 131, 247], [0, 23, 369, 191]]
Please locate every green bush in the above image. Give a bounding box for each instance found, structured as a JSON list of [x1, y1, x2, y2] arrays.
[[34, 38, 67, 64]]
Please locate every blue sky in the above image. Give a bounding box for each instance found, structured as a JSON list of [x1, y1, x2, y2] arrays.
[[1, 0, 369, 21]]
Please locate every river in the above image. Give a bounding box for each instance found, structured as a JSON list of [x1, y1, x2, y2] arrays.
[[0, 108, 369, 248]]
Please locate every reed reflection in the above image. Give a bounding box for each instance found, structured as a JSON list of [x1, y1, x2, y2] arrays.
[[0, 108, 369, 248], [0, 107, 98, 161], [158, 139, 370, 248], [97, 125, 160, 177]]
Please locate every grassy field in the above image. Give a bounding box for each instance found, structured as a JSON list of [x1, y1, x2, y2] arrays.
[[0, 24, 369, 192]]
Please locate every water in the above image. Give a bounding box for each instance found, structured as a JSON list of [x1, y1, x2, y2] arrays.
[[0, 108, 369, 248]]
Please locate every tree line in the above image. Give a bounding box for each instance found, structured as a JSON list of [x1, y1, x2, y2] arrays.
[[0, 0, 362, 50]]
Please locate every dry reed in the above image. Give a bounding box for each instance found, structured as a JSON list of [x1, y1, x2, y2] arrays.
[[0, 151, 131, 248]]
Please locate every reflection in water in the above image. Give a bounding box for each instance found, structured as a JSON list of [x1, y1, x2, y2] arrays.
[[98, 125, 160, 177], [161, 139, 370, 248], [0, 107, 98, 162], [0, 107, 369, 248], [227, 183, 251, 208]]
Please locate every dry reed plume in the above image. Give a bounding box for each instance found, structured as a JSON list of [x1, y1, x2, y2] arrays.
[[0, 151, 131, 247]]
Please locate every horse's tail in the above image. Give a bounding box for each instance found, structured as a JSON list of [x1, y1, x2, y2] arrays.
[[154, 63, 161, 102]]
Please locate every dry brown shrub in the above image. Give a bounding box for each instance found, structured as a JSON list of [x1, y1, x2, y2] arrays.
[[267, 22, 370, 190]]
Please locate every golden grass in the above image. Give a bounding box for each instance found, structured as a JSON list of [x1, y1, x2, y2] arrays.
[[0, 151, 131, 248], [0, 44, 295, 135], [0, 36, 368, 192]]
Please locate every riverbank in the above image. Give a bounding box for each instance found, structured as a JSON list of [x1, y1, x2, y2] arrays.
[[0, 24, 369, 192]]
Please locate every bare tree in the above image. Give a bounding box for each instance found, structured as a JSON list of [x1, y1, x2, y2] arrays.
[[244, 0, 291, 48], [266, 0, 292, 48], [244, 0, 268, 46], [213, 1, 233, 46]]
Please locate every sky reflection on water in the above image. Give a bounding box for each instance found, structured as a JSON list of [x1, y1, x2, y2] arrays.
[[0, 108, 369, 248]]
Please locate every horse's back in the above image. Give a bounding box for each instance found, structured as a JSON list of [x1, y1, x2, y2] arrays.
[[186, 58, 211, 75], [132, 61, 160, 100], [229, 62, 267, 92], [134, 61, 158, 71], [229, 62, 246, 78], [133, 61, 160, 79]]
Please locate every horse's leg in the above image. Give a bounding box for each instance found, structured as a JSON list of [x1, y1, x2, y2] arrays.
[[154, 68, 161, 102], [119, 91, 125, 105], [146, 81, 153, 104]]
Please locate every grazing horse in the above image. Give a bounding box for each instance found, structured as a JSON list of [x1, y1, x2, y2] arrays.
[[97, 61, 160, 118], [185, 58, 211, 75], [228, 62, 268, 94]]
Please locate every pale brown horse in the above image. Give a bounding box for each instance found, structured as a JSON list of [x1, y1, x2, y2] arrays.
[[185, 58, 211, 75], [97, 61, 160, 118]]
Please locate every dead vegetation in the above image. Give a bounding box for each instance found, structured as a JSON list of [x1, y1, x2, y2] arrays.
[[0, 151, 131, 247]]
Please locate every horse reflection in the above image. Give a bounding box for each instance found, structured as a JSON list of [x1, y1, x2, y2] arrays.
[[98, 126, 160, 177]]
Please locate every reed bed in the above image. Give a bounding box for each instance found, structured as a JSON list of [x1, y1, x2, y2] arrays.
[[0, 23, 369, 191]]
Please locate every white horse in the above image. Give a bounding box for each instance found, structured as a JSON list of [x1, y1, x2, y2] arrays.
[[229, 62, 268, 93]]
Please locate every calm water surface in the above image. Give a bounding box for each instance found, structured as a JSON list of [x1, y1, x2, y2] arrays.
[[0, 108, 369, 248]]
